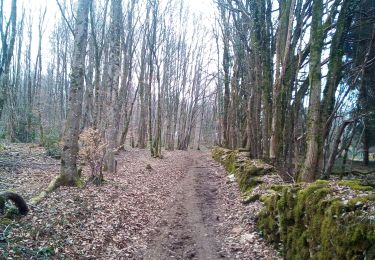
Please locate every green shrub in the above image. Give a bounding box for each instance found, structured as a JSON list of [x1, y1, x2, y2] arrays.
[[13, 114, 39, 142], [43, 132, 62, 159]]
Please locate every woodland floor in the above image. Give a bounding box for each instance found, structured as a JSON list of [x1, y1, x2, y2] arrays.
[[0, 144, 277, 259]]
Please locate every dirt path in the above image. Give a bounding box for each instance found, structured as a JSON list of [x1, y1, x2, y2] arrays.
[[3, 147, 277, 259], [139, 152, 277, 260], [143, 157, 222, 259]]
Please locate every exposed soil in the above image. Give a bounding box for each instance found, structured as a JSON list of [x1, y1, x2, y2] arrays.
[[1, 145, 277, 259], [136, 152, 278, 259], [142, 157, 221, 260]]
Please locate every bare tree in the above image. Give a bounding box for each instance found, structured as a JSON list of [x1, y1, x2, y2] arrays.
[[0, 0, 17, 119], [59, 0, 91, 186], [105, 0, 123, 172]]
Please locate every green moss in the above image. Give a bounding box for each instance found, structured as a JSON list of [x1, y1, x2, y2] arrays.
[[223, 151, 237, 173], [0, 217, 12, 225], [213, 148, 375, 259], [212, 147, 276, 195], [31, 175, 85, 205], [242, 194, 261, 204], [320, 195, 375, 259], [74, 177, 85, 188], [240, 160, 272, 176], [338, 180, 374, 191], [30, 191, 47, 205], [258, 180, 375, 259], [313, 180, 330, 186], [269, 184, 287, 192], [212, 146, 225, 162], [212, 147, 240, 175]]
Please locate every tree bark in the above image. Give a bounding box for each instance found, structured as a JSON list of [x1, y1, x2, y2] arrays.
[[270, 0, 295, 160], [323, 120, 354, 179], [106, 0, 122, 172], [60, 0, 90, 186], [301, 0, 324, 182], [0, 0, 17, 119]]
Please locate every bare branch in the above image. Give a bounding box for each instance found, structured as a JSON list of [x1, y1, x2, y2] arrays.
[[55, 0, 75, 37]]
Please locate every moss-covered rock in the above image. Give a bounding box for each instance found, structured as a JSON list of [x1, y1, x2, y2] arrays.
[[212, 146, 276, 195], [337, 180, 373, 191], [212, 146, 229, 162], [258, 181, 375, 259]]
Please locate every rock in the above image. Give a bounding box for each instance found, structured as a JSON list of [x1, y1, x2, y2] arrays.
[[240, 233, 255, 244], [231, 226, 243, 235], [229, 243, 241, 252], [227, 174, 236, 183], [355, 201, 364, 208]]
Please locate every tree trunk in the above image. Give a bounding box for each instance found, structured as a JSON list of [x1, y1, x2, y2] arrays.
[[60, 0, 90, 185], [105, 0, 122, 173], [270, 0, 295, 160], [0, 0, 17, 119], [147, 0, 157, 157], [323, 120, 354, 179], [301, 0, 324, 182], [221, 8, 230, 148], [137, 32, 148, 148]]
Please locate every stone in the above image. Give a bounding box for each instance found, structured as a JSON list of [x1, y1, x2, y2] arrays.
[[227, 174, 236, 183], [240, 233, 255, 244], [232, 226, 243, 235]]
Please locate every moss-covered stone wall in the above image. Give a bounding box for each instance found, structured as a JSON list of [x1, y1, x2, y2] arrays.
[[259, 181, 375, 259], [212, 147, 375, 259], [212, 146, 276, 196]]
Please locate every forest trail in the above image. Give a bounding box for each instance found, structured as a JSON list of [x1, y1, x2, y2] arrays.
[[143, 157, 222, 259], [1, 147, 276, 259], [135, 151, 277, 260]]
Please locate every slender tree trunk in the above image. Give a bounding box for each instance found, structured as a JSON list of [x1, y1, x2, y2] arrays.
[[323, 120, 354, 178], [270, 0, 295, 160], [301, 0, 324, 182], [221, 8, 230, 148], [147, 0, 157, 157], [321, 0, 354, 140], [137, 30, 148, 149], [154, 61, 162, 157], [106, 0, 122, 173], [60, 0, 90, 186], [119, 86, 139, 147], [0, 0, 17, 119], [197, 90, 205, 150]]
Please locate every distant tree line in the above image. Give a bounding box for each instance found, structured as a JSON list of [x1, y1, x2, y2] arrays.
[[0, 0, 217, 186]]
